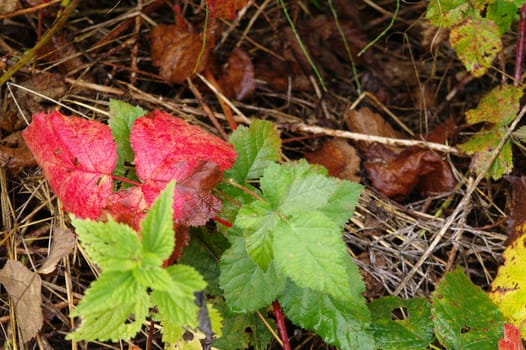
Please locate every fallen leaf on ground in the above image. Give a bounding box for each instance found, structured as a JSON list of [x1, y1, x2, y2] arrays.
[[22, 111, 117, 219], [305, 138, 361, 182], [344, 107, 455, 199], [503, 176, 526, 244], [217, 47, 255, 100], [0, 131, 36, 174], [498, 324, 525, 350], [0, 260, 43, 343], [150, 24, 215, 84], [38, 226, 77, 274], [344, 107, 405, 141], [206, 0, 248, 20]]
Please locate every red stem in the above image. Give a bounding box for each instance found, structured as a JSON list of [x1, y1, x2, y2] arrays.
[[514, 4, 526, 86], [272, 300, 291, 350], [213, 216, 232, 227], [111, 175, 142, 187]]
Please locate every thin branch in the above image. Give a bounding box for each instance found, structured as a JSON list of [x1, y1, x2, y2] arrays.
[[291, 123, 459, 154]]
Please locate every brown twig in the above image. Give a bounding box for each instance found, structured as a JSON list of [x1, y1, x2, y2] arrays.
[[187, 78, 229, 140]]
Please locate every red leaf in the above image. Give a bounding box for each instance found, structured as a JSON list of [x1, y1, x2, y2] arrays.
[[130, 110, 236, 226], [22, 111, 116, 219], [499, 324, 525, 350], [206, 0, 248, 20], [102, 186, 148, 231]]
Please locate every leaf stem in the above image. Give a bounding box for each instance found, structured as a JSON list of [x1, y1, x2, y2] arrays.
[[111, 175, 142, 187], [213, 216, 232, 227], [272, 300, 291, 350]]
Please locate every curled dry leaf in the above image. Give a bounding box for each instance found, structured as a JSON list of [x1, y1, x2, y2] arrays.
[[150, 24, 215, 84], [345, 107, 455, 199], [305, 138, 361, 182], [0, 260, 43, 343], [217, 47, 255, 100], [0, 131, 37, 174], [364, 148, 455, 200], [38, 226, 77, 274]]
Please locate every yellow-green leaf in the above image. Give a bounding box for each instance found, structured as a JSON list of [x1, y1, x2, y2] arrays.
[[449, 18, 502, 77], [489, 232, 526, 338], [465, 85, 523, 125]]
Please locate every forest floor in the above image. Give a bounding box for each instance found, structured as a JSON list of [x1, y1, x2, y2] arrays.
[[0, 0, 520, 349]]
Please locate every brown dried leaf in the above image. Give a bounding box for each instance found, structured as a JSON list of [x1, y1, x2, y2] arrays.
[[305, 138, 361, 182], [0, 0, 18, 14], [344, 107, 405, 140], [38, 226, 77, 274], [364, 148, 455, 200], [217, 47, 255, 100], [37, 33, 87, 76], [0, 131, 36, 174], [255, 57, 311, 91], [0, 260, 43, 343], [150, 24, 214, 84]]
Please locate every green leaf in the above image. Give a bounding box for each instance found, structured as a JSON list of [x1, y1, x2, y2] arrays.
[[235, 201, 279, 270], [449, 18, 502, 77], [179, 229, 229, 296], [214, 301, 273, 350], [321, 180, 363, 227], [459, 126, 512, 180], [133, 265, 174, 291], [260, 160, 334, 212], [279, 278, 375, 350], [151, 264, 206, 344], [513, 125, 526, 143], [72, 217, 141, 271], [487, 0, 521, 34], [226, 120, 281, 183], [369, 296, 435, 349], [431, 266, 505, 350], [273, 212, 350, 300], [465, 85, 523, 125], [108, 99, 145, 179], [140, 180, 176, 264], [220, 237, 286, 313], [426, 0, 474, 28], [68, 271, 149, 341]]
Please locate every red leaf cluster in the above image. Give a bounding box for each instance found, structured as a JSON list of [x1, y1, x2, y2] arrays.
[[23, 110, 236, 232]]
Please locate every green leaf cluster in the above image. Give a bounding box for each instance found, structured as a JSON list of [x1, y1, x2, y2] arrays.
[[218, 120, 373, 349], [68, 181, 211, 345], [459, 84, 523, 179], [426, 0, 526, 77]]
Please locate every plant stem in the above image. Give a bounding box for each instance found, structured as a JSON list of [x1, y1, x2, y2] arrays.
[[514, 3, 526, 86], [272, 300, 291, 350], [213, 216, 232, 227], [111, 175, 142, 187]]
